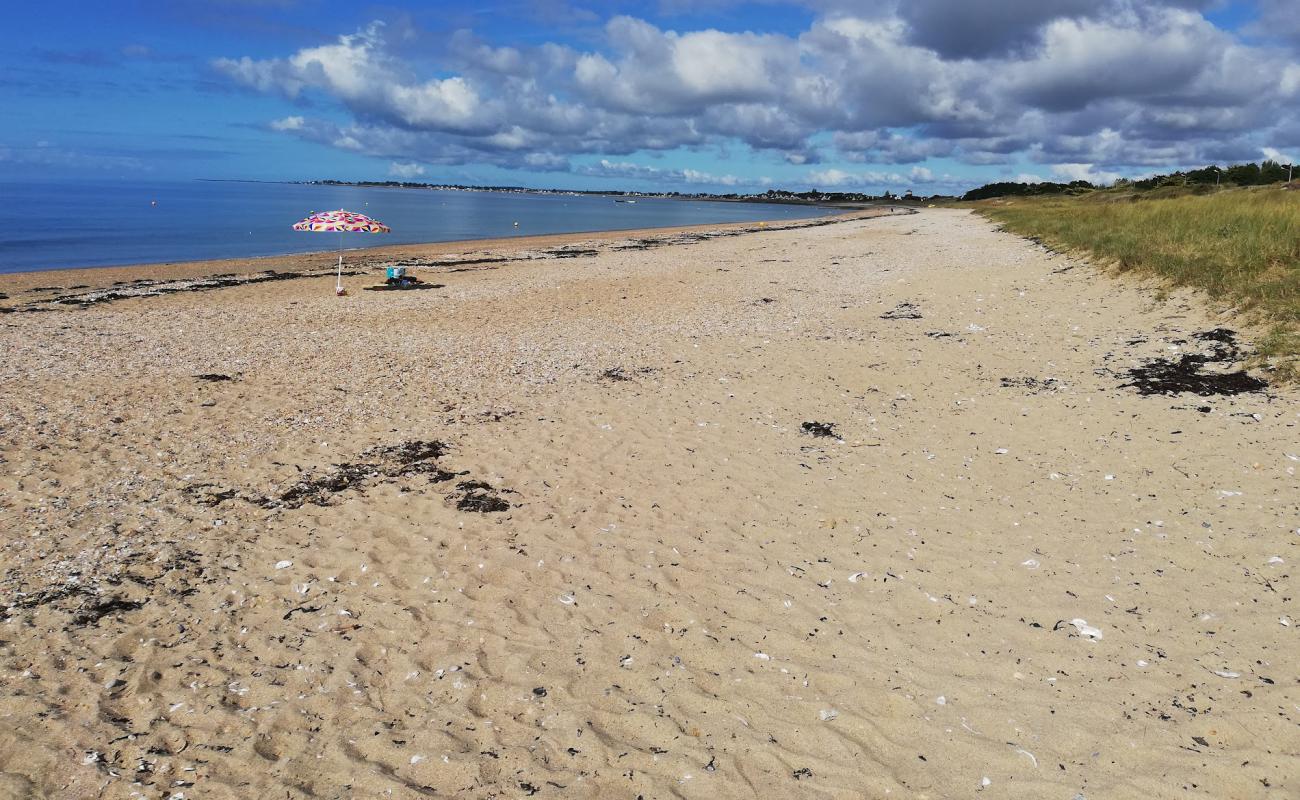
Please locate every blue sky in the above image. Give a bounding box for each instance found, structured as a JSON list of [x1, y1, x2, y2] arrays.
[[2, 1, 1298, 194]]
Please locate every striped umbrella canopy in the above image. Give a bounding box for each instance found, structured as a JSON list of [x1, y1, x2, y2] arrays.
[[293, 209, 391, 233], [292, 209, 391, 295]]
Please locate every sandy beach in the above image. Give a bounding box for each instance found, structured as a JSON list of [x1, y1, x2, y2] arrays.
[[1, 208, 1295, 799]]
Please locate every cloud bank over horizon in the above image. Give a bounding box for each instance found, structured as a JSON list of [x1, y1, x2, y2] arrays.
[[5, 1, 1298, 192], [208, 1, 1300, 192]]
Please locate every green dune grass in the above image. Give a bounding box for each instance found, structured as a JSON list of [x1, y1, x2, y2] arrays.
[[977, 187, 1300, 377]]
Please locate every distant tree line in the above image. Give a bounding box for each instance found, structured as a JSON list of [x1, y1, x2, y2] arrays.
[[962, 180, 1096, 201], [962, 160, 1294, 201], [1126, 161, 1292, 189], [305, 179, 926, 205]]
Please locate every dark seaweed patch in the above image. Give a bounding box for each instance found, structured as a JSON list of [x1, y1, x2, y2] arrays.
[[544, 248, 598, 258], [600, 366, 656, 382], [272, 441, 458, 508], [1001, 376, 1061, 392], [194, 373, 234, 382], [801, 421, 839, 438], [392, 256, 509, 269], [1122, 329, 1267, 396], [452, 480, 514, 513], [182, 439, 520, 513], [72, 597, 148, 625], [20, 268, 367, 311], [1194, 328, 1237, 344], [274, 463, 379, 509], [388, 247, 595, 272], [2, 547, 204, 627], [611, 238, 660, 251], [880, 302, 922, 320], [368, 440, 449, 464], [361, 282, 445, 292], [184, 484, 238, 506]]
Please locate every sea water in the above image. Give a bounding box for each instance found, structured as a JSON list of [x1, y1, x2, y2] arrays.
[[0, 180, 834, 273]]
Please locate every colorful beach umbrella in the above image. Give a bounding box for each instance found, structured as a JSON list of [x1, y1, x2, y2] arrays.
[[293, 209, 391, 295]]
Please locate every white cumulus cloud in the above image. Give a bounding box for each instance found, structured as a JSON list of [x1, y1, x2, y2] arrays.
[[388, 161, 426, 179], [209, 4, 1300, 188]]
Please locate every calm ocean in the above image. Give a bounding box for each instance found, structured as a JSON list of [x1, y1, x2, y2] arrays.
[[0, 180, 834, 274]]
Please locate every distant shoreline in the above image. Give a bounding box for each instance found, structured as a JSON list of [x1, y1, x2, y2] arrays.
[[197, 177, 909, 208], [0, 208, 891, 288], [2, 185, 864, 276]]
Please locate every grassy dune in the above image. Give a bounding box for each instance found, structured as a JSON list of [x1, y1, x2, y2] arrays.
[[977, 187, 1300, 375]]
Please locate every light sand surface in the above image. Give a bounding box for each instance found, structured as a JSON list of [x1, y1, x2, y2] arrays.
[[0, 209, 1296, 799]]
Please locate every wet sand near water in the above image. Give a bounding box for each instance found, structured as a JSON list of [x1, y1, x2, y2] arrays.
[[0, 209, 1296, 799]]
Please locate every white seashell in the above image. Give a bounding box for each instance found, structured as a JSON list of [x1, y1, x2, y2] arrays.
[[1070, 619, 1103, 640]]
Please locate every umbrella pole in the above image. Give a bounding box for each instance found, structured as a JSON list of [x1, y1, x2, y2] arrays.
[[336, 233, 344, 294]]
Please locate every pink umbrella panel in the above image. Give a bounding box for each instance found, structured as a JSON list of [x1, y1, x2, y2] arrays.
[[292, 209, 391, 291]]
